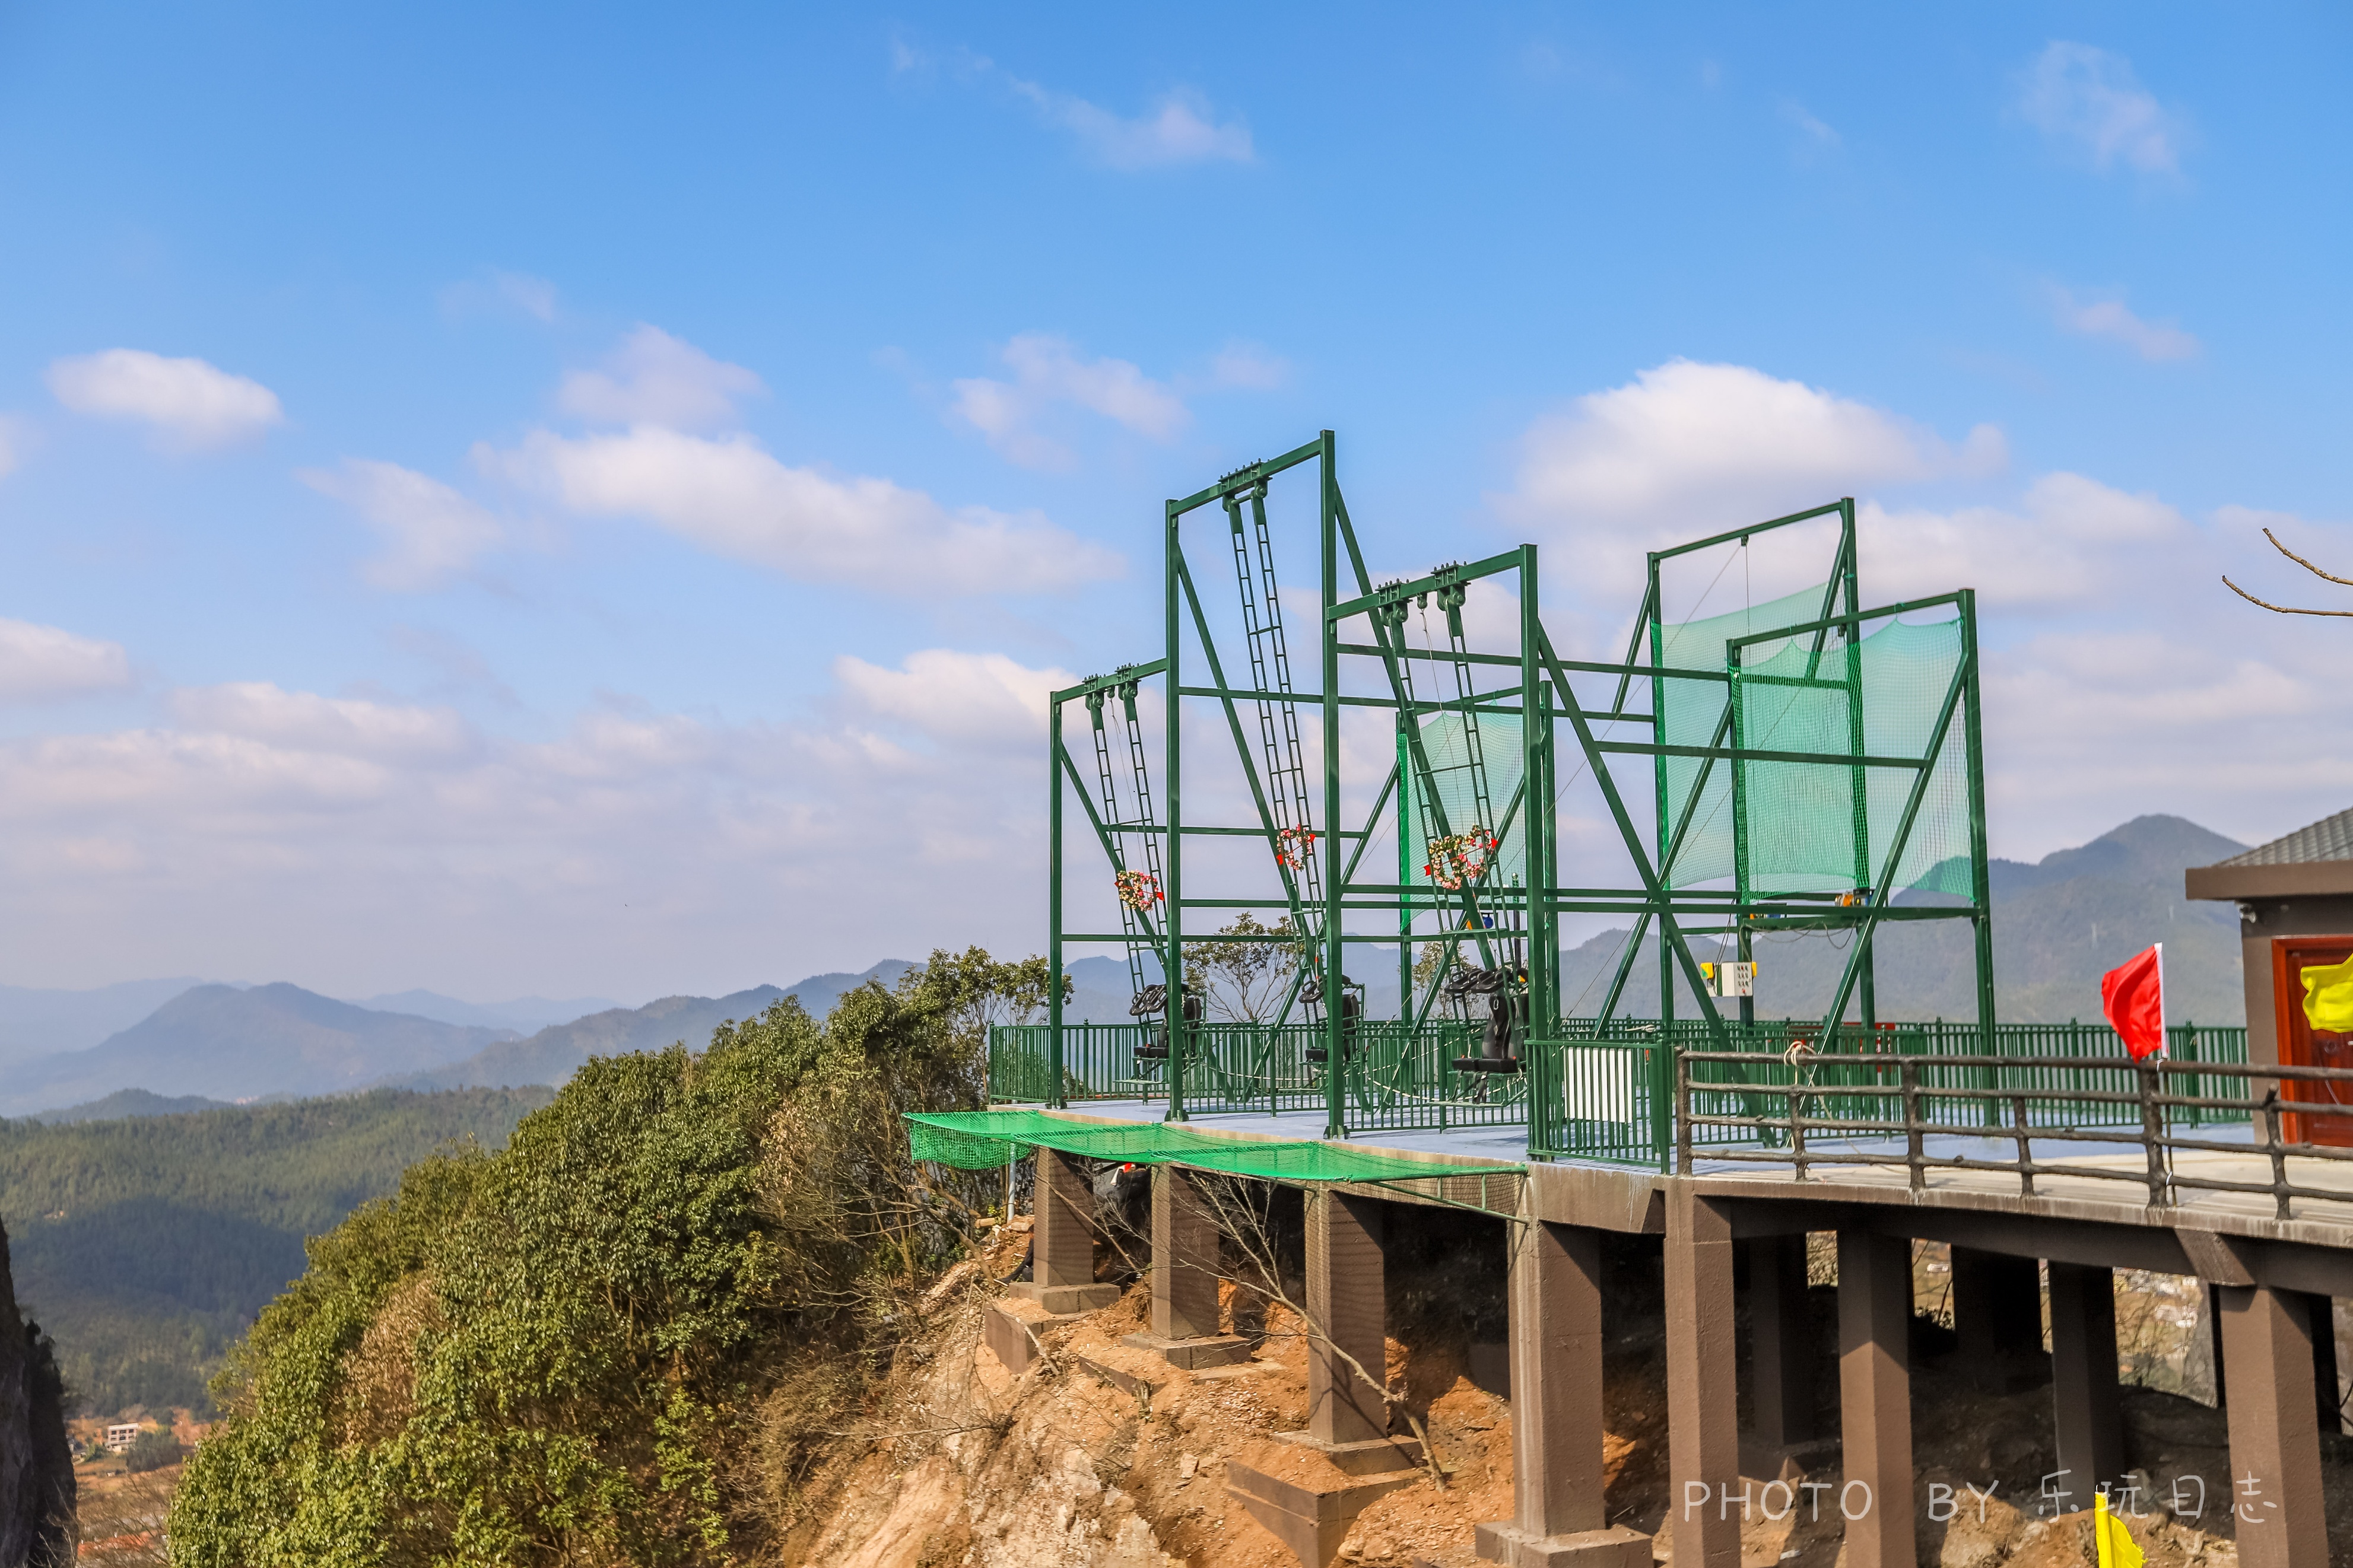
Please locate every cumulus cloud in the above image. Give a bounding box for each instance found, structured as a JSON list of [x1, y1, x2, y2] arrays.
[[1859, 473, 2190, 609], [0, 646, 1087, 994], [0, 619, 132, 702], [951, 334, 1191, 469], [833, 648, 1074, 749], [1005, 77, 1253, 169], [558, 325, 764, 430], [1498, 361, 2005, 594], [169, 682, 475, 764], [2047, 286, 2200, 362], [46, 349, 283, 450], [2015, 42, 2181, 174], [301, 459, 504, 591], [484, 425, 1120, 594]]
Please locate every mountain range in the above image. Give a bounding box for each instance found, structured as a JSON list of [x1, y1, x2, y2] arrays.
[[0, 962, 920, 1118]]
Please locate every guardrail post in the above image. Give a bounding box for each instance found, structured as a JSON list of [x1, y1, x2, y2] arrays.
[[2011, 1093, 2033, 1197], [2139, 1061, 2170, 1207], [1900, 1060, 1923, 1192], [2264, 1087, 2291, 1220], [1675, 1050, 1694, 1176]]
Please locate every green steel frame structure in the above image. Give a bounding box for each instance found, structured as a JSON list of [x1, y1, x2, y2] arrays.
[[1039, 430, 2002, 1153]]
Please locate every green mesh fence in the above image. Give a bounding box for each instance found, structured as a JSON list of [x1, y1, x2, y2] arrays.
[[1653, 586, 1973, 899], [1733, 615, 1971, 896], [903, 1110, 1520, 1182], [1399, 710, 1526, 909], [1656, 583, 1831, 886]]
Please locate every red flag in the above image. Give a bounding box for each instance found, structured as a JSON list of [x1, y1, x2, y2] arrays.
[[2101, 944, 2167, 1060]]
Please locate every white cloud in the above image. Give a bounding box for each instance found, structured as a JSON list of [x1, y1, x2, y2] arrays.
[[834, 648, 1074, 749], [1780, 100, 1839, 147], [1499, 361, 2006, 594], [2015, 42, 2181, 174], [483, 425, 1120, 595], [1860, 472, 2190, 609], [0, 619, 132, 702], [558, 325, 764, 431], [1210, 342, 1291, 391], [0, 417, 20, 479], [169, 682, 476, 764], [46, 349, 283, 450], [301, 459, 504, 591], [439, 269, 560, 322], [951, 334, 1191, 469], [1006, 78, 1253, 169], [2047, 286, 2200, 362]]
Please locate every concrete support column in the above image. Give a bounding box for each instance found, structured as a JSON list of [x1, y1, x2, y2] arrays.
[[1307, 1189, 1390, 1448], [1952, 1246, 2045, 1391], [1477, 1221, 1649, 1568], [2295, 1293, 2341, 1435], [2047, 1261, 2121, 1512], [2219, 1284, 2329, 1568], [1151, 1165, 1221, 1340], [1009, 1148, 1120, 1314], [1745, 1233, 1818, 1462], [1837, 1231, 1916, 1568], [1665, 1186, 1739, 1568]]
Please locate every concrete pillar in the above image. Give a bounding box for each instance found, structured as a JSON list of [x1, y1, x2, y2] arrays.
[[1478, 1220, 1650, 1567], [2219, 1284, 2329, 1568], [1837, 1231, 1916, 1568], [1009, 1148, 1120, 1314], [1665, 1186, 1738, 1568], [1307, 1189, 1389, 1448], [1151, 1165, 1221, 1340], [1952, 1246, 2044, 1391], [2047, 1261, 2121, 1512], [1745, 1233, 1818, 1457]]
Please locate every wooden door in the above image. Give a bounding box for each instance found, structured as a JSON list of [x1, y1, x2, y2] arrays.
[[2272, 936, 2353, 1147]]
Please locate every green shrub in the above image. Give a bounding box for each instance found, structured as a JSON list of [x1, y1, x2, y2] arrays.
[[168, 949, 1050, 1567], [122, 1426, 184, 1473]]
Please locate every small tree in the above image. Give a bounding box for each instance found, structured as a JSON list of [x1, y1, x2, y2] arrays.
[[123, 1427, 183, 1474], [1183, 914, 1302, 1022]]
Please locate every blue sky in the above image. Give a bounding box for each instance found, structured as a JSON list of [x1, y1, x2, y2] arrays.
[[0, 3, 2345, 999]]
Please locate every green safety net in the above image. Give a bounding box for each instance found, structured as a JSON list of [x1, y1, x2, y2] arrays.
[[1733, 616, 1972, 896], [1653, 584, 1972, 899], [903, 1110, 1522, 1183], [1398, 711, 1526, 909], [1655, 582, 1833, 888]]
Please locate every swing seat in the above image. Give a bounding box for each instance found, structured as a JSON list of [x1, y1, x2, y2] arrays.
[[1451, 1055, 1523, 1075]]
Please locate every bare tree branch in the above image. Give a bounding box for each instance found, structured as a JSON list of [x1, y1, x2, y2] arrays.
[[2266, 526, 2353, 587], [2222, 575, 2353, 618]]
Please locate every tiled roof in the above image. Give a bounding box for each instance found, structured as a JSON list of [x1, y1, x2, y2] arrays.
[[2220, 807, 2353, 867]]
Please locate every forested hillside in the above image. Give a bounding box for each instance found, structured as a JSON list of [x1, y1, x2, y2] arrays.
[[170, 950, 1041, 1567], [0, 1086, 553, 1413]]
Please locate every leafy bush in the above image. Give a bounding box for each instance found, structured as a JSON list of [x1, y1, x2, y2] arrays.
[[122, 1427, 184, 1474], [169, 950, 1049, 1567]]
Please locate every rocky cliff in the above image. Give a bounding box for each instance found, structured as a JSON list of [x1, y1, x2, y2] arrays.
[[0, 1220, 73, 1566]]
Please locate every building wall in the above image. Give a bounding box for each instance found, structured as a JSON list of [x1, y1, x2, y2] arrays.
[[2237, 895, 2353, 1067]]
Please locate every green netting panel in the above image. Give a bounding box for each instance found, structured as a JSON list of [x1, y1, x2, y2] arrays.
[[902, 1110, 1520, 1182], [1654, 583, 1833, 887], [1399, 711, 1526, 911], [1731, 615, 1971, 896]]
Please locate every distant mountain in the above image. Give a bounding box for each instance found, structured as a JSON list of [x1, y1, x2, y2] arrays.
[[1557, 814, 2250, 1025], [30, 1089, 236, 1125], [0, 978, 212, 1065], [393, 960, 920, 1090], [345, 990, 621, 1033], [0, 985, 515, 1118]]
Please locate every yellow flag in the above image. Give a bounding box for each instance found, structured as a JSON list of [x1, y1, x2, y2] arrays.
[[2095, 1493, 2145, 1568], [2301, 954, 2353, 1034]]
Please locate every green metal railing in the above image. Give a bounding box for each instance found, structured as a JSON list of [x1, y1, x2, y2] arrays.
[[990, 1019, 2250, 1169]]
